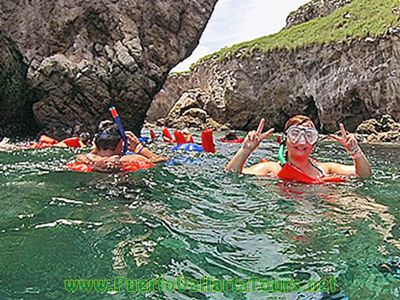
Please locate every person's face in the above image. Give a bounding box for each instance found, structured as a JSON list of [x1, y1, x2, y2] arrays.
[[285, 122, 318, 160]]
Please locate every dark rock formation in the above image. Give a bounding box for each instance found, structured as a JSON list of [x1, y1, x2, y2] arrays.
[[0, 0, 217, 138], [0, 33, 37, 136], [286, 0, 351, 28], [152, 26, 400, 133]]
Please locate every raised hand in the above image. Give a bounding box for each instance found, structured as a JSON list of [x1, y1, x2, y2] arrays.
[[242, 118, 274, 152], [330, 123, 361, 155], [125, 131, 140, 151]]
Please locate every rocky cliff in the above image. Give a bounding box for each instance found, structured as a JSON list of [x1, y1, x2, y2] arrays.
[[0, 0, 217, 137], [146, 72, 193, 123], [0, 33, 37, 136], [286, 0, 351, 28], [149, 0, 400, 133]]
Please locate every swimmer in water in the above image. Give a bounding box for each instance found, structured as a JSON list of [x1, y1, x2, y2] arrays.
[[182, 128, 194, 143], [223, 131, 239, 141], [226, 115, 372, 179], [76, 121, 167, 172]]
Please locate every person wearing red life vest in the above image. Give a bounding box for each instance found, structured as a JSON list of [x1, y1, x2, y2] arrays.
[[74, 121, 167, 172], [226, 115, 372, 183]]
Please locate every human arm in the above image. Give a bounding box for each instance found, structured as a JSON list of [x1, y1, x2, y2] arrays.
[[225, 118, 274, 173], [242, 161, 281, 176], [328, 123, 372, 178], [126, 131, 168, 162]]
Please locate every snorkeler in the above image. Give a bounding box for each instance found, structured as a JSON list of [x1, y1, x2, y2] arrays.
[[182, 128, 195, 143], [76, 121, 167, 172], [225, 115, 372, 180], [224, 131, 239, 141], [1, 132, 91, 151], [54, 132, 91, 148], [21, 130, 92, 149]]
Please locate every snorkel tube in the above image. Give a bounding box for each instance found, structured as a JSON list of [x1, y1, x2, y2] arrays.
[[278, 140, 287, 165], [109, 106, 128, 154]]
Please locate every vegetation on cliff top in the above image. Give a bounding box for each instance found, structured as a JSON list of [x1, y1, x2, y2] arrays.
[[190, 0, 400, 70]]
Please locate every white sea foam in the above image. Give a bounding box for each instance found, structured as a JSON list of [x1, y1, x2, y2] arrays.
[[35, 219, 102, 229], [50, 197, 97, 206]]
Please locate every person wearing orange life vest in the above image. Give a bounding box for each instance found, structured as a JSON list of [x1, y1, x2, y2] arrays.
[[225, 115, 372, 181], [54, 132, 91, 148], [162, 127, 174, 143], [75, 121, 167, 172], [23, 131, 91, 149]]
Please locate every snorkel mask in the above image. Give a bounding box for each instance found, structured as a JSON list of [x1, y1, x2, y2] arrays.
[[278, 125, 319, 165], [286, 126, 319, 145]]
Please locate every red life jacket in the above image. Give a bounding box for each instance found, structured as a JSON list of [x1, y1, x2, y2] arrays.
[[150, 129, 157, 140], [25, 135, 58, 149], [187, 134, 195, 143], [201, 129, 216, 154], [220, 138, 244, 144], [174, 130, 187, 145], [277, 163, 346, 184], [62, 137, 82, 148], [162, 127, 172, 139]]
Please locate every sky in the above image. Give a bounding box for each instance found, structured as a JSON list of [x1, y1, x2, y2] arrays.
[[173, 0, 310, 72]]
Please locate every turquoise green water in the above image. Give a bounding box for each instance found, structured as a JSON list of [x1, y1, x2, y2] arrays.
[[0, 133, 399, 300]]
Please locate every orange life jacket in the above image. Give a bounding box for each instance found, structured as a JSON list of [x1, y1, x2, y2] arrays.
[[66, 160, 155, 173]]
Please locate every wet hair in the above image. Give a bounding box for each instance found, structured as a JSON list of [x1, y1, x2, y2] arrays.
[[225, 131, 237, 140], [94, 124, 121, 151], [283, 115, 315, 132]]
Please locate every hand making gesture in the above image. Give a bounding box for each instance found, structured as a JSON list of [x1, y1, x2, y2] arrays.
[[330, 123, 362, 158], [242, 118, 275, 152]]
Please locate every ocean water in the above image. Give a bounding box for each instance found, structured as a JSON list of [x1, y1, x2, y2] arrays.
[[0, 132, 399, 300]]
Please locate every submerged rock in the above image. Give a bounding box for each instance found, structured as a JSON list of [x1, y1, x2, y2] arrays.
[[0, 0, 217, 138]]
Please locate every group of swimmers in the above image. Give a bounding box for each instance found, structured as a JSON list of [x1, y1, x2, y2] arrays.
[[76, 114, 372, 181], [0, 114, 372, 182]]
